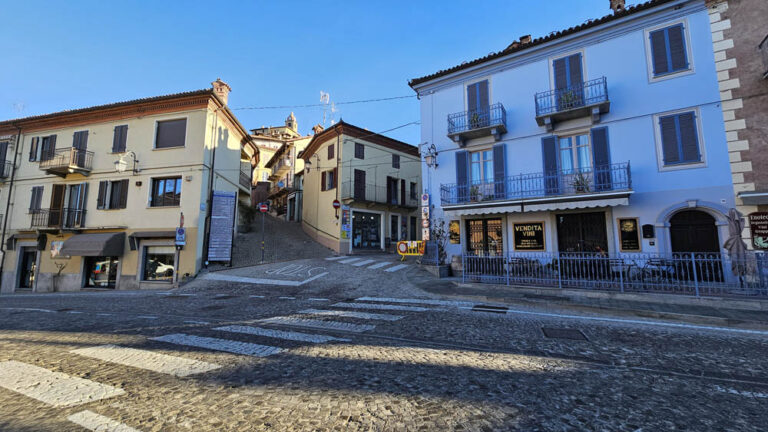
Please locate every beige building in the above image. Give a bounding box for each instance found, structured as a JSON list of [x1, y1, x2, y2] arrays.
[[0, 79, 257, 293], [300, 121, 421, 254]]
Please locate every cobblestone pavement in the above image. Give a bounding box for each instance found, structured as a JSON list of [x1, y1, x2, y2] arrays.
[[1, 258, 767, 431]]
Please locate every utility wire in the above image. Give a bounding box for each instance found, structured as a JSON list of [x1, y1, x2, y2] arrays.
[[230, 95, 416, 111]]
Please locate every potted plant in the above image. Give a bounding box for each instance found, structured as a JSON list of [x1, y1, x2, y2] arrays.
[[570, 173, 591, 193], [558, 90, 579, 111], [469, 112, 481, 129], [424, 219, 451, 278], [470, 185, 480, 202]]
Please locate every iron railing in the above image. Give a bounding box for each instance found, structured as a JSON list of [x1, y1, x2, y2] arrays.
[[0, 161, 11, 179], [535, 77, 609, 117], [270, 157, 292, 175], [341, 181, 419, 207], [447, 102, 507, 135], [441, 162, 631, 206], [239, 170, 251, 189], [462, 251, 768, 299], [39, 148, 94, 172], [30, 208, 86, 229]]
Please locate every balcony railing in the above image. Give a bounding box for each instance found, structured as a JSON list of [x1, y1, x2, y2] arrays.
[[39, 148, 94, 176], [447, 102, 507, 144], [760, 34, 768, 79], [270, 157, 292, 175], [341, 181, 419, 208], [535, 77, 610, 130], [239, 170, 251, 189], [269, 179, 295, 197], [30, 208, 87, 229], [0, 161, 11, 179], [440, 162, 631, 206]]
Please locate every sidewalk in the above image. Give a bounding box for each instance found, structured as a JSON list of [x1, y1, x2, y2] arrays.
[[412, 274, 768, 330]]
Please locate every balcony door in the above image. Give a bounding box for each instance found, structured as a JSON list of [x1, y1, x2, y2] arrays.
[[467, 80, 490, 128], [65, 183, 87, 228], [354, 169, 366, 201], [48, 184, 66, 227], [554, 54, 584, 109], [73, 131, 88, 167]]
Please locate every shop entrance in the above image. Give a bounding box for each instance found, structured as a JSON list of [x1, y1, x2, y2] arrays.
[[669, 210, 720, 253], [18, 247, 37, 290], [556, 212, 608, 253], [352, 211, 381, 250], [466, 218, 504, 256]]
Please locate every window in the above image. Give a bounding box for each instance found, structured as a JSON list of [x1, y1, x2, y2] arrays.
[[392, 154, 400, 169], [28, 137, 39, 161], [142, 246, 175, 282], [470, 150, 494, 183], [321, 168, 337, 191], [29, 186, 43, 212], [84, 256, 119, 288], [150, 177, 182, 207], [327, 144, 334, 160], [155, 119, 186, 149], [467, 80, 489, 113], [97, 179, 129, 209], [410, 182, 418, 200], [112, 125, 128, 153], [657, 111, 702, 167], [558, 134, 591, 172], [40, 135, 57, 161], [648, 23, 690, 78], [355, 142, 365, 159]]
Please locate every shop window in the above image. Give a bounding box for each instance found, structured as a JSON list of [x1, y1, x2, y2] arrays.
[[84, 256, 119, 288], [142, 246, 175, 282]]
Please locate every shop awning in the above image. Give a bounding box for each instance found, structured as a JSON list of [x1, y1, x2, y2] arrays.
[[523, 197, 629, 212], [444, 204, 523, 217], [60, 232, 126, 257], [442, 195, 630, 216]]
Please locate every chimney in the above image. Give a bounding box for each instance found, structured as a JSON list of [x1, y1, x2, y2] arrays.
[[312, 124, 325, 135], [610, 0, 626, 13], [519, 35, 532, 44], [211, 78, 231, 105]]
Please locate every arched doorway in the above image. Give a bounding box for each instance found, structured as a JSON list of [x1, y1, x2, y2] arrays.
[[669, 210, 720, 253]]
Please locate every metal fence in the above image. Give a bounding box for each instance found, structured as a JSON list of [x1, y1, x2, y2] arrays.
[[535, 76, 609, 116], [462, 251, 768, 298], [447, 103, 507, 135]]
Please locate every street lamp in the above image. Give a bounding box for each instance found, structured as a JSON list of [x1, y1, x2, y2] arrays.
[[114, 151, 140, 174], [422, 143, 438, 168]]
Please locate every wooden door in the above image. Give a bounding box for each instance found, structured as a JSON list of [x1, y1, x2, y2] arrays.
[[354, 169, 366, 201]]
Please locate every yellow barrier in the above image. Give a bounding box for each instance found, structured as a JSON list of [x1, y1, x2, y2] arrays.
[[396, 241, 425, 261]]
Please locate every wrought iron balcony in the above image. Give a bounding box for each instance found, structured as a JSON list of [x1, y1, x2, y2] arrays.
[[239, 170, 251, 190], [760, 34, 768, 79], [447, 103, 507, 145], [440, 162, 631, 207], [535, 77, 610, 131], [340, 181, 419, 208], [39, 148, 93, 177], [30, 208, 87, 229], [268, 179, 295, 197], [0, 161, 11, 179]]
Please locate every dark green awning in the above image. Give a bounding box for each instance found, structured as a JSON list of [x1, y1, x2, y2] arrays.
[[60, 232, 125, 257]]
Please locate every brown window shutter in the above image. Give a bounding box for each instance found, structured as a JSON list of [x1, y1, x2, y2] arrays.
[[119, 179, 129, 208], [97, 181, 108, 209], [29, 137, 39, 161], [332, 167, 338, 189], [401, 179, 405, 205], [321, 171, 326, 191]]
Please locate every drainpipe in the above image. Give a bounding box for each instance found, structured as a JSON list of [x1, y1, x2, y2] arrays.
[[201, 109, 219, 267], [0, 125, 23, 287]]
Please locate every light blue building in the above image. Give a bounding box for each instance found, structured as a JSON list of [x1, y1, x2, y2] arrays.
[[410, 0, 735, 267]]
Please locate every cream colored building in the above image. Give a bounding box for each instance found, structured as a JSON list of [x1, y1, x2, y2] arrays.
[[0, 79, 257, 293], [300, 121, 421, 253]]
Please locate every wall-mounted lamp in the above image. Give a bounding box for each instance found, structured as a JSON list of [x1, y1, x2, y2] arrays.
[[114, 150, 140, 174], [422, 143, 438, 168]]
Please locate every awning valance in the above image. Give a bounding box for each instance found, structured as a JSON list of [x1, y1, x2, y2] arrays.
[[60, 232, 125, 257], [130, 231, 175, 239], [443, 196, 630, 216], [523, 197, 629, 212]]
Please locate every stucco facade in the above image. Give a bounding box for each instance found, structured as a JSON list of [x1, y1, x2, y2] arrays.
[[411, 0, 736, 261], [0, 82, 256, 293], [300, 122, 421, 254]]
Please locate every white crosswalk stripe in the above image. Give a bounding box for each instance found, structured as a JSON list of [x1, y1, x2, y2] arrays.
[[0, 361, 125, 407], [337, 257, 362, 264], [356, 297, 473, 307], [300, 309, 403, 321], [384, 264, 409, 272], [150, 334, 282, 357], [332, 302, 429, 312], [71, 345, 221, 377], [367, 262, 392, 269], [352, 259, 376, 267], [324, 256, 346, 261], [214, 325, 350, 343], [67, 410, 142, 432], [257, 316, 375, 333]]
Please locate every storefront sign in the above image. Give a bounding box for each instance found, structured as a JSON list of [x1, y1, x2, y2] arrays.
[[748, 212, 768, 250], [208, 190, 237, 262], [513, 222, 545, 251], [618, 218, 641, 251], [449, 220, 460, 244]]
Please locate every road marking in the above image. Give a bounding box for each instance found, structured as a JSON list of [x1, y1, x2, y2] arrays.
[[0, 307, 55, 313], [136, 315, 157, 319], [250, 295, 265, 298], [714, 385, 768, 398], [357, 297, 473, 307], [384, 264, 409, 272], [257, 316, 375, 333], [299, 272, 328, 285], [300, 309, 403, 321], [308, 298, 329, 302], [324, 256, 345, 261], [0, 361, 124, 407], [352, 259, 376, 267], [97, 313, 114, 317], [184, 320, 210, 325], [278, 296, 296, 300], [150, 334, 282, 357], [71, 345, 220, 377], [214, 325, 350, 343], [332, 302, 429, 312], [338, 257, 362, 264], [66, 311, 84, 314], [202, 272, 328, 287], [367, 262, 392, 269], [67, 410, 141, 432]]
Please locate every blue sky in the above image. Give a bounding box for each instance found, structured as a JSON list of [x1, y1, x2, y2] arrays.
[[0, 0, 643, 144]]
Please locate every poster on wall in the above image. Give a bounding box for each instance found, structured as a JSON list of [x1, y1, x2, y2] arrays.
[[513, 222, 545, 251], [422, 227, 430, 241], [50, 241, 69, 259], [749, 212, 768, 250], [449, 220, 460, 244], [208, 190, 237, 262], [618, 218, 641, 251], [341, 205, 351, 239]]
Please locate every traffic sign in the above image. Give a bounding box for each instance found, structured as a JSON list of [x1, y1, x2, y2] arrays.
[[175, 227, 186, 246], [332, 199, 341, 209], [259, 203, 269, 213], [422, 219, 430, 228]]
